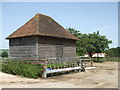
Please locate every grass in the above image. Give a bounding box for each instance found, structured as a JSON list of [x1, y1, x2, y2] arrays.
[[92, 57, 120, 62], [104, 57, 120, 62]]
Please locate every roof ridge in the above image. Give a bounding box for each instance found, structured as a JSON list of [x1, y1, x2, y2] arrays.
[[6, 13, 79, 40], [34, 13, 53, 35], [35, 13, 39, 35]]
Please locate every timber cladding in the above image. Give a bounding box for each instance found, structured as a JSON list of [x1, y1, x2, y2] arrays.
[[9, 36, 37, 59], [38, 44, 76, 59], [37, 36, 76, 59], [9, 36, 76, 59], [6, 13, 78, 59]]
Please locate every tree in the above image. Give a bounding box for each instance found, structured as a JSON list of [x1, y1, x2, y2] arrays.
[[83, 31, 112, 57], [67, 28, 112, 57], [106, 47, 120, 57], [1, 51, 8, 58], [66, 28, 83, 56]]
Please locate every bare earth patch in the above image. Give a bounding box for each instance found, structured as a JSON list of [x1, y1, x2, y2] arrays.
[[1, 62, 118, 88]]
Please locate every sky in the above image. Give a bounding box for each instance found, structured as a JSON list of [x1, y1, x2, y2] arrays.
[[1, 2, 118, 49]]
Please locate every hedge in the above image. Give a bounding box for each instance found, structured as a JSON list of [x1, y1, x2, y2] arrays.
[[1, 62, 43, 79]]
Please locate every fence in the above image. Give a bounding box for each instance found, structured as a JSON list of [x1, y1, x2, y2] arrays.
[[43, 56, 93, 78], [2, 56, 94, 78]]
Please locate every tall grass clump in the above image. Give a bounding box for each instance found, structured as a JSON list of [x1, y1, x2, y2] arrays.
[[92, 57, 105, 62], [2, 62, 43, 79]]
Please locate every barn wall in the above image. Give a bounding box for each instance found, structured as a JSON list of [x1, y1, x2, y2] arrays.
[[38, 36, 76, 46], [38, 44, 56, 59], [9, 36, 37, 59], [63, 46, 76, 58], [9, 36, 77, 59], [37, 36, 76, 59], [37, 44, 76, 59]]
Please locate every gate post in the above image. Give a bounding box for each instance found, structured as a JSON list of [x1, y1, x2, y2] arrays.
[[91, 59, 93, 67], [42, 61, 47, 78], [42, 68, 47, 78]]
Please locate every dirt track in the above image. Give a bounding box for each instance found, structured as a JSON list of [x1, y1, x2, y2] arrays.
[[0, 62, 118, 88]]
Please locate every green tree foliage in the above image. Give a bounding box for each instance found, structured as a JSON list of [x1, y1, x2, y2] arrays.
[[67, 28, 112, 57], [84, 31, 112, 57], [66, 28, 83, 56], [106, 47, 120, 57], [1, 51, 8, 58]]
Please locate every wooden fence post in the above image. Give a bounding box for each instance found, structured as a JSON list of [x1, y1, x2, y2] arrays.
[[91, 59, 93, 67]]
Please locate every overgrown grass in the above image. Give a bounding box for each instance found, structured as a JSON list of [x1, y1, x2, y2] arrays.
[[1, 62, 44, 79], [1, 61, 80, 78], [92, 57, 120, 62], [92, 57, 105, 62], [104, 57, 120, 62]]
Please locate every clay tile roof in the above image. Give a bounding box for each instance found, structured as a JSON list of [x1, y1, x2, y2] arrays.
[[6, 13, 79, 40]]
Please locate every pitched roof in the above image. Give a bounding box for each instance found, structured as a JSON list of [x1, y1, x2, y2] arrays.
[[6, 13, 78, 40]]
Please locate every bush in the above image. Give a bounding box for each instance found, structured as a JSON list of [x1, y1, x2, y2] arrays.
[[2, 62, 43, 79], [1, 51, 8, 58]]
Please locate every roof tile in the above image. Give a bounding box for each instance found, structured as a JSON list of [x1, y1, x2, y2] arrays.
[[6, 13, 78, 40]]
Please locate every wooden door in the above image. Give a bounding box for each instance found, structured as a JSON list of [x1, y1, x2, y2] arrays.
[[56, 45, 63, 59]]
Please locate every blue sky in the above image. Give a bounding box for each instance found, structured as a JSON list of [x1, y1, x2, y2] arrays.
[[1, 2, 118, 49]]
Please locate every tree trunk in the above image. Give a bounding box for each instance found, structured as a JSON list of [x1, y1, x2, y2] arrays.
[[88, 53, 93, 58]]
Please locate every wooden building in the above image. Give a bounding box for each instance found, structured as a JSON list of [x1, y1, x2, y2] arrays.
[[6, 13, 78, 59]]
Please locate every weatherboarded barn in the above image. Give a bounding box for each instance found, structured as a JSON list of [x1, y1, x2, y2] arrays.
[[6, 13, 78, 59]]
